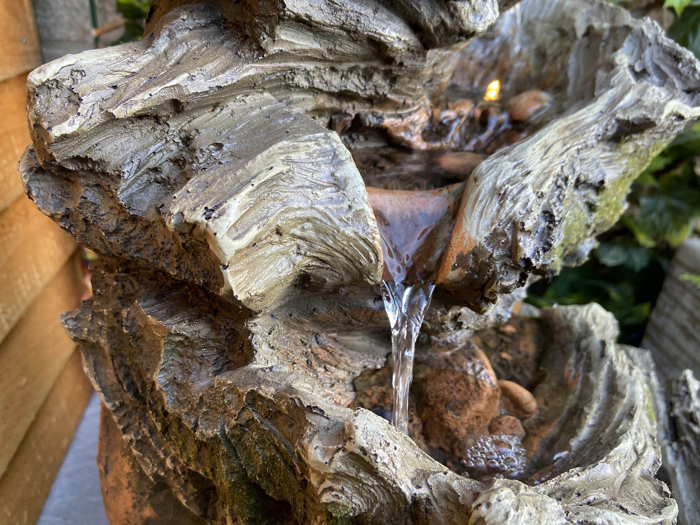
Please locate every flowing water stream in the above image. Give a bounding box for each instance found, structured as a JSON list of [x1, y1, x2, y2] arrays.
[[368, 188, 459, 433], [381, 281, 434, 433]]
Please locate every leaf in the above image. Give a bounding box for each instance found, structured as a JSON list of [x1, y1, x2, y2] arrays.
[[634, 170, 660, 189], [111, 21, 146, 45], [645, 154, 673, 174], [595, 242, 651, 271], [621, 215, 657, 248], [116, 0, 151, 20], [637, 194, 693, 247], [669, 119, 700, 146], [631, 160, 700, 248], [680, 272, 700, 289], [611, 301, 652, 327], [665, 0, 692, 16], [524, 295, 552, 309], [666, 123, 700, 159], [668, 7, 700, 59]]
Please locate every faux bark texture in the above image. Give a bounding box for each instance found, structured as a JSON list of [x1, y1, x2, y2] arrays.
[[18, 0, 700, 522], [64, 260, 675, 524], [666, 371, 700, 525], [627, 349, 700, 525], [434, 0, 700, 310], [20, 0, 700, 313], [97, 403, 207, 525]]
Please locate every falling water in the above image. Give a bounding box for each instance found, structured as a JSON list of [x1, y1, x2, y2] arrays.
[[368, 187, 460, 434], [381, 280, 434, 434]]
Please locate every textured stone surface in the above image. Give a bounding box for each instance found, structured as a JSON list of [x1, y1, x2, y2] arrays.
[[435, 0, 700, 311], [18, 0, 699, 522], [97, 402, 206, 525], [627, 349, 700, 525], [666, 371, 700, 525], [21, 0, 700, 315], [61, 260, 675, 524]]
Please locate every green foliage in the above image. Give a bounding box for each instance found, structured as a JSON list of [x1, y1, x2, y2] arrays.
[[595, 242, 651, 271], [668, 5, 700, 58], [527, 261, 660, 342], [116, 0, 151, 19], [112, 0, 151, 45], [665, 0, 693, 17], [627, 130, 700, 248]]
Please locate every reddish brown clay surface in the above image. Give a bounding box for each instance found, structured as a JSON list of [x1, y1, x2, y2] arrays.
[[352, 316, 567, 481], [367, 185, 464, 281], [97, 405, 206, 525], [506, 90, 551, 122]]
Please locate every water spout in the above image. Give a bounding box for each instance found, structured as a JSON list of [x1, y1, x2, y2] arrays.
[[368, 187, 459, 433]]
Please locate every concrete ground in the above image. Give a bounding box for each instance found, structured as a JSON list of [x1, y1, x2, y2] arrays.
[[37, 393, 109, 525]]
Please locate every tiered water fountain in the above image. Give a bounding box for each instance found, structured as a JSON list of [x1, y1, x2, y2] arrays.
[[20, 0, 700, 522]]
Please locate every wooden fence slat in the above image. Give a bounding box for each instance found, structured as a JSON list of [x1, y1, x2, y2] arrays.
[[0, 0, 42, 82], [0, 74, 32, 213], [0, 196, 50, 269], [0, 350, 93, 525], [0, 1, 95, 523], [642, 238, 700, 381], [0, 200, 76, 344], [0, 254, 84, 477]]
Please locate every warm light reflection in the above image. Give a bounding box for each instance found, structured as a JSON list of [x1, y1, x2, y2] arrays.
[[484, 80, 500, 101]]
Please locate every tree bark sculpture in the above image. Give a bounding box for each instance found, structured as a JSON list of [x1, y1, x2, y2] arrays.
[[19, 0, 700, 523]]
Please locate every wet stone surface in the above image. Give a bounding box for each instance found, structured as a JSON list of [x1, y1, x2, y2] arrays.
[[346, 89, 555, 192], [352, 315, 558, 482]]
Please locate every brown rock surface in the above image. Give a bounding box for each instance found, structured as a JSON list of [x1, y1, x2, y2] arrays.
[[97, 404, 207, 525]]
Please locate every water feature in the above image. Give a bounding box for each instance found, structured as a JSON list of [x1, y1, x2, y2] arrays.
[[360, 77, 552, 434], [381, 281, 435, 433], [368, 188, 461, 433]]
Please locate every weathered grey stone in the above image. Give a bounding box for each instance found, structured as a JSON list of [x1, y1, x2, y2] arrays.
[[627, 349, 700, 525], [666, 371, 700, 525], [436, 0, 700, 311], [21, 0, 700, 315]]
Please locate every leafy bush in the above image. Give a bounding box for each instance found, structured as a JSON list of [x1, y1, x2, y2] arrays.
[[112, 0, 151, 45]]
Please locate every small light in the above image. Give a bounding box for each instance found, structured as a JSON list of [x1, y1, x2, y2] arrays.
[[484, 80, 500, 102]]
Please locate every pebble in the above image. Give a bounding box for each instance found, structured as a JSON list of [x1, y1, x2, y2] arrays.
[[489, 415, 525, 439], [496, 323, 517, 336], [498, 379, 537, 417], [436, 151, 486, 177], [506, 90, 551, 122]]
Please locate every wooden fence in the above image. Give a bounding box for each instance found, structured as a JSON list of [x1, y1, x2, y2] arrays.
[[0, 1, 93, 523]]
